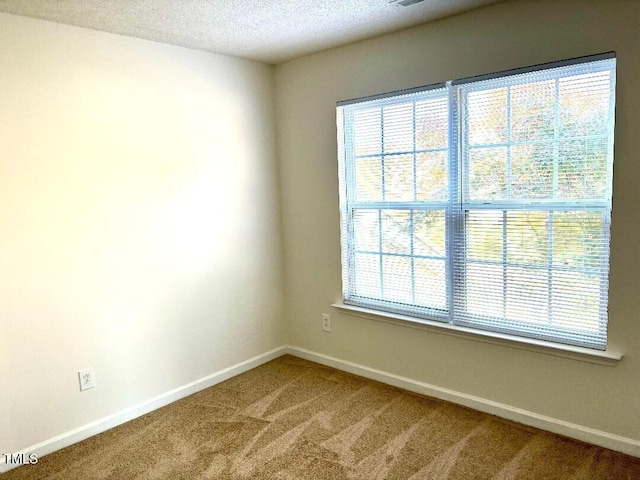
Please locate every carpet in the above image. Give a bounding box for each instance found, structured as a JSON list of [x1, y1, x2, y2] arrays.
[[3, 355, 640, 479]]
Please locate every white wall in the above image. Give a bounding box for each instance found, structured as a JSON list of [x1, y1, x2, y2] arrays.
[[3, 0, 640, 462], [276, 0, 640, 444], [0, 13, 285, 454]]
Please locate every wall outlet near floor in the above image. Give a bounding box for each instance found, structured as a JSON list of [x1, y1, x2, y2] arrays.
[[322, 314, 331, 332], [78, 368, 95, 391]]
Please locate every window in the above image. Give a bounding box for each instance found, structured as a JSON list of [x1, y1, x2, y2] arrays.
[[336, 53, 616, 350]]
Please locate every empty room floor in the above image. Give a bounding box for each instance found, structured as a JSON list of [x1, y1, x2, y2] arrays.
[[4, 355, 640, 479]]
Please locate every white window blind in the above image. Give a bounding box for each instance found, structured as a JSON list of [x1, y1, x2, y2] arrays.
[[337, 54, 616, 350]]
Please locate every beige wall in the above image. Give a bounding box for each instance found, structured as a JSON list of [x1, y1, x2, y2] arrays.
[[0, 13, 285, 453], [3, 0, 640, 459], [275, 0, 640, 441]]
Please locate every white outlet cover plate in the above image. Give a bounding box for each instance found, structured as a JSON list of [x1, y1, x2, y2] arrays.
[[78, 368, 95, 391], [322, 314, 331, 332]]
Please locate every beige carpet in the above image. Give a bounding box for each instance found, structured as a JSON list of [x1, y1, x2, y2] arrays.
[[4, 355, 640, 479]]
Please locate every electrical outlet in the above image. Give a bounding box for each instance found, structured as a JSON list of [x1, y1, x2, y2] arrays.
[[322, 314, 331, 332], [78, 368, 95, 391]]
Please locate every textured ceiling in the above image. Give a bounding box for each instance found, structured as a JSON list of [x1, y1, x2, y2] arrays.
[[0, 0, 504, 64]]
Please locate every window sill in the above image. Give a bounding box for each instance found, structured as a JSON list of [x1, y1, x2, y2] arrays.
[[331, 303, 622, 366]]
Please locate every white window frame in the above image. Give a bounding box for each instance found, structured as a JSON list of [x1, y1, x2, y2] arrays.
[[336, 52, 616, 351]]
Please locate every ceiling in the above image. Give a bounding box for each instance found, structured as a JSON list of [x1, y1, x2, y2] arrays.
[[0, 0, 504, 64]]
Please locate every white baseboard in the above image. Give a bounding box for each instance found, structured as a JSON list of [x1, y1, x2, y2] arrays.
[[0, 346, 287, 474], [4, 344, 638, 474], [286, 346, 640, 458]]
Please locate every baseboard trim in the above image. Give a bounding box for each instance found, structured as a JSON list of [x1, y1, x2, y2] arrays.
[[0, 346, 288, 473], [4, 344, 638, 473], [286, 345, 640, 458]]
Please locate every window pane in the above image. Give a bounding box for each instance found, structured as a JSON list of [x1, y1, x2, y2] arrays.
[[414, 210, 446, 258], [383, 102, 413, 153], [382, 255, 412, 303], [467, 210, 503, 262], [416, 151, 448, 201], [384, 154, 414, 201], [468, 147, 507, 200], [415, 258, 447, 310], [466, 263, 504, 318], [559, 70, 612, 138], [353, 253, 381, 298], [558, 138, 609, 199], [552, 211, 604, 269], [381, 210, 411, 254], [416, 97, 448, 149], [505, 267, 549, 324], [511, 79, 555, 141], [506, 211, 549, 266], [551, 271, 600, 330], [467, 87, 507, 145], [354, 107, 381, 156], [355, 157, 382, 201], [353, 210, 380, 252], [511, 143, 554, 199]]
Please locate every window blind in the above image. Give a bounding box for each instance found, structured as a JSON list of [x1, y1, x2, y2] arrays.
[[339, 86, 452, 320], [337, 54, 616, 350]]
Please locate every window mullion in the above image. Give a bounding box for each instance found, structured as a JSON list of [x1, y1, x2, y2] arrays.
[[379, 106, 385, 300], [502, 210, 508, 319], [448, 81, 461, 324], [378, 209, 384, 300], [343, 109, 357, 300], [599, 209, 611, 338], [553, 78, 560, 197], [547, 211, 554, 326], [506, 87, 512, 199], [411, 101, 417, 304], [549, 78, 561, 327], [504, 86, 512, 321]]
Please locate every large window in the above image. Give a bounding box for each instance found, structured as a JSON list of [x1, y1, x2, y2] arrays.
[[336, 53, 616, 350]]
